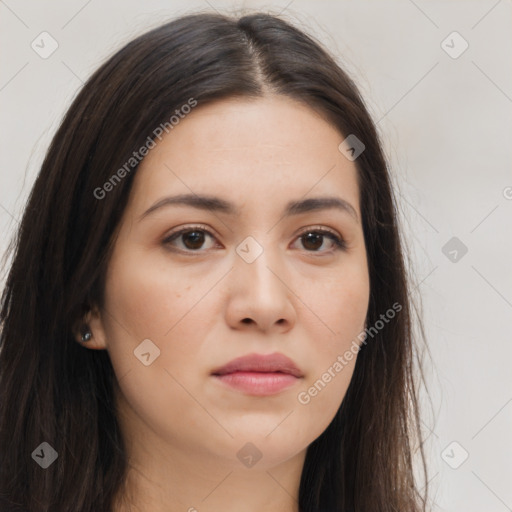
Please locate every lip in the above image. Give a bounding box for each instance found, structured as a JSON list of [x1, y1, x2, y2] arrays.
[[211, 352, 304, 396]]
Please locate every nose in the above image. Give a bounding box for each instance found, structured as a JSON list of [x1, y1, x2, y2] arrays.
[[224, 241, 297, 333]]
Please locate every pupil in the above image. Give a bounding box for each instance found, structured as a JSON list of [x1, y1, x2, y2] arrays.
[[184, 231, 204, 249]]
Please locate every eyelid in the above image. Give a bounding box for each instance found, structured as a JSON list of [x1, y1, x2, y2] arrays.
[[164, 223, 213, 238], [294, 224, 341, 239]]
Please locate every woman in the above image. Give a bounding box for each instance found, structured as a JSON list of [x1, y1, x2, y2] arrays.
[[0, 11, 429, 512]]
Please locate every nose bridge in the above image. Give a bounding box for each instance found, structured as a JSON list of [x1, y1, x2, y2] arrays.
[[235, 233, 285, 298]]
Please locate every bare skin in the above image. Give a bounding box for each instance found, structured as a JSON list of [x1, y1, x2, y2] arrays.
[[80, 94, 370, 512]]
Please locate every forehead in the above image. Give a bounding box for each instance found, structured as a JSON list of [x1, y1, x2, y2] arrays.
[[128, 95, 361, 218]]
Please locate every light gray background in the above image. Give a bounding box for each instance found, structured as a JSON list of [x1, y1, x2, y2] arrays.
[[1, 1, 511, 510]]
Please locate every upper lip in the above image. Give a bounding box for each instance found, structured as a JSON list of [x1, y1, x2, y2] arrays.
[[211, 352, 304, 378]]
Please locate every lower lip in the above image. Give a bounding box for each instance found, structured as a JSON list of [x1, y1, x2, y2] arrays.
[[213, 371, 299, 396]]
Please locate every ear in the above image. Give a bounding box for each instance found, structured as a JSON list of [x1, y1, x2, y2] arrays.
[[74, 304, 109, 351]]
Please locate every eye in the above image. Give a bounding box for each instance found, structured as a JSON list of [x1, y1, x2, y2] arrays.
[[162, 224, 218, 252], [292, 227, 347, 254], [162, 225, 347, 254]]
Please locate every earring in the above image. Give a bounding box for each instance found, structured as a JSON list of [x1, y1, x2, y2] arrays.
[[80, 324, 92, 342]]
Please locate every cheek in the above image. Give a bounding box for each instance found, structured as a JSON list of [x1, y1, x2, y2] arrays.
[[311, 262, 370, 344], [293, 310, 363, 443], [103, 248, 210, 342], [101, 248, 228, 398], [101, 253, 219, 445], [294, 261, 369, 421]]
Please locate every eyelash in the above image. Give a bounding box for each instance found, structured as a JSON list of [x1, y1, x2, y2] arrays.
[[162, 224, 347, 255]]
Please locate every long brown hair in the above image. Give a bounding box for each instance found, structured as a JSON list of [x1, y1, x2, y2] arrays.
[[0, 11, 429, 512]]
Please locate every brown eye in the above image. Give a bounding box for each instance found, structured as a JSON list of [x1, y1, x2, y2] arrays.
[[180, 230, 206, 250], [163, 226, 217, 252], [294, 229, 346, 253], [301, 232, 323, 251], [162, 225, 346, 255]]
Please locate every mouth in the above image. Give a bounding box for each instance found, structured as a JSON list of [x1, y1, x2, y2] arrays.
[[211, 352, 303, 396]]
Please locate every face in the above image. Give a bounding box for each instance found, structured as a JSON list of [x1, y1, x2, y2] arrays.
[[86, 95, 370, 471]]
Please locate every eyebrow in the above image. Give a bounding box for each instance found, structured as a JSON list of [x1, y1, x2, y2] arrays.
[[138, 193, 359, 223]]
